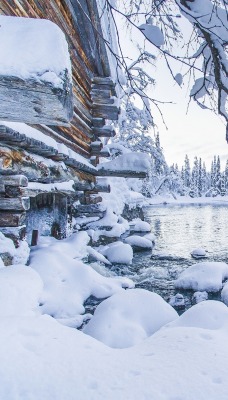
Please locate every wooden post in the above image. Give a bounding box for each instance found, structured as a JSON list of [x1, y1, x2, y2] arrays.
[[31, 230, 39, 246]]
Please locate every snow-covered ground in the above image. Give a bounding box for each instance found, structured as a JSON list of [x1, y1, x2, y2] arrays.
[[1, 227, 228, 399]]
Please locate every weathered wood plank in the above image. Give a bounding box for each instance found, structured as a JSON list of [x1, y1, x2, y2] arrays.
[[73, 203, 105, 215], [65, 158, 97, 176], [0, 197, 30, 211], [92, 127, 116, 138], [0, 75, 73, 126], [92, 118, 105, 128], [90, 141, 103, 151], [92, 104, 120, 120], [0, 146, 94, 183], [91, 96, 115, 105], [85, 183, 111, 194], [92, 77, 115, 86], [84, 195, 102, 205], [91, 149, 110, 157], [91, 89, 111, 99], [0, 212, 26, 227], [97, 169, 147, 178], [73, 181, 95, 191], [1, 175, 28, 187]]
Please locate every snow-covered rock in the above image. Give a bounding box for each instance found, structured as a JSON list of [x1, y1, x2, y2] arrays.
[[192, 291, 208, 304], [191, 248, 207, 259], [169, 293, 185, 310], [132, 219, 151, 232], [175, 261, 228, 292], [166, 300, 228, 330], [221, 282, 228, 306], [83, 289, 178, 348], [143, 232, 156, 244], [124, 235, 153, 251], [101, 241, 133, 264], [30, 235, 134, 318]]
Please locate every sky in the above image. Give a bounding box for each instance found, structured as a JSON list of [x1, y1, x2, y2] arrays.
[[116, 3, 228, 171], [151, 56, 227, 170]]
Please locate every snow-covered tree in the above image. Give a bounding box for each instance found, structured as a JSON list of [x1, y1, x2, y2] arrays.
[[101, 1, 227, 136], [183, 154, 191, 189]]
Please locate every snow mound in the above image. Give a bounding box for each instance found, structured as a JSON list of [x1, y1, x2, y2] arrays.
[[175, 261, 228, 292], [191, 248, 207, 259], [143, 232, 156, 244], [132, 220, 151, 232], [124, 235, 153, 251], [167, 300, 228, 330], [0, 15, 71, 87], [102, 242, 133, 264], [0, 265, 43, 317], [30, 234, 134, 318], [221, 282, 228, 306], [0, 232, 15, 255], [83, 289, 178, 348]]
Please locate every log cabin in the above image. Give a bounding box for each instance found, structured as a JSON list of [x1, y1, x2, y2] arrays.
[[0, 0, 146, 252]]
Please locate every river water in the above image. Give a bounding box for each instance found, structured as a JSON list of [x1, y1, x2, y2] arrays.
[[112, 204, 228, 308], [86, 203, 228, 313]]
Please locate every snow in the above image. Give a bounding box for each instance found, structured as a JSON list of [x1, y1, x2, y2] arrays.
[[167, 300, 228, 330], [143, 232, 156, 244], [192, 291, 208, 304], [98, 152, 150, 173], [87, 246, 111, 265], [0, 121, 58, 149], [132, 219, 151, 232], [29, 234, 134, 318], [83, 289, 178, 348], [175, 261, 228, 292], [191, 247, 207, 259], [101, 241, 133, 264], [2, 231, 228, 398], [139, 24, 165, 47], [124, 235, 153, 250], [0, 232, 15, 255], [221, 282, 228, 306], [27, 180, 75, 193], [0, 265, 42, 317], [0, 15, 71, 87]]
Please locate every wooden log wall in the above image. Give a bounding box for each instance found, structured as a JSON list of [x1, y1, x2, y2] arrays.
[[0, 0, 119, 164]]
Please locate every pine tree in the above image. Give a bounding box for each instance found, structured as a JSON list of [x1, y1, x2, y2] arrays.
[[216, 156, 221, 192], [225, 160, 228, 191], [198, 158, 202, 197], [220, 172, 226, 196], [190, 157, 199, 197], [183, 155, 191, 188], [201, 162, 208, 194]]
